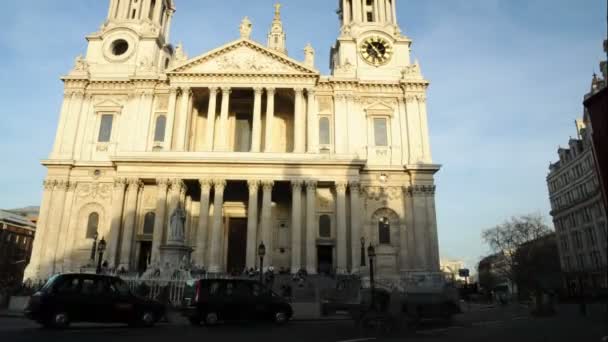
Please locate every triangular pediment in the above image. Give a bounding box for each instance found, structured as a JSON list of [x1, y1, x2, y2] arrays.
[[169, 39, 318, 75], [93, 99, 124, 109], [365, 101, 394, 112]]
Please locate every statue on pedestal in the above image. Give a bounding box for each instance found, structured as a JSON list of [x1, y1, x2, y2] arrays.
[[169, 204, 186, 243]]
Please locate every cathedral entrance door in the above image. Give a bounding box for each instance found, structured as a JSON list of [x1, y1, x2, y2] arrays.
[[227, 218, 247, 274], [137, 241, 152, 274], [317, 246, 334, 275]]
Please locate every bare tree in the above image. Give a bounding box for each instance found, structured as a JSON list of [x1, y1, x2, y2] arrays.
[[481, 213, 553, 292]]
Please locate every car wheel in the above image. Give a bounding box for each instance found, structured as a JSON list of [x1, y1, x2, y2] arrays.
[[273, 310, 289, 325], [204, 312, 219, 326], [140, 311, 156, 327], [50, 311, 70, 329]]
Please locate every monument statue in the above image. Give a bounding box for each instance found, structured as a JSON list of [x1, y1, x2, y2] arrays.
[[169, 204, 186, 243], [240, 17, 252, 39]]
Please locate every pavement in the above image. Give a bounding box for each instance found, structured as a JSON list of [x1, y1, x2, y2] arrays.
[[0, 303, 606, 342]]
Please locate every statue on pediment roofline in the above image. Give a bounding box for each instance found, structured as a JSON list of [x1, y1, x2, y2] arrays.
[[401, 60, 422, 79], [174, 42, 188, 62], [73, 55, 88, 72], [240, 16, 253, 39]]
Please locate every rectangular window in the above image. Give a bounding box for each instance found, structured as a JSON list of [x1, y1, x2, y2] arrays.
[[319, 117, 331, 145], [98, 114, 114, 142], [373, 118, 388, 146], [234, 114, 252, 152]]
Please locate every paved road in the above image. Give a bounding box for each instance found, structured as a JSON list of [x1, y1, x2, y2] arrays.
[[1, 305, 606, 342]]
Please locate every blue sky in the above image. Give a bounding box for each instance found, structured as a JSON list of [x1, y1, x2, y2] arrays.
[[0, 0, 606, 269]]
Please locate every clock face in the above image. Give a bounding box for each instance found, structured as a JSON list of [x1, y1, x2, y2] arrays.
[[359, 36, 393, 66]]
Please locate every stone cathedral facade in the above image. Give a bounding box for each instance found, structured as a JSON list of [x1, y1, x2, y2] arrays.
[[24, 0, 441, 281]]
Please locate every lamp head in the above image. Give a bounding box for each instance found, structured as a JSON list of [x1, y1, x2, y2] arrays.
[[258, 242, 266, 257], [98, 237, 107, 252], [367, 244, 376, 258]]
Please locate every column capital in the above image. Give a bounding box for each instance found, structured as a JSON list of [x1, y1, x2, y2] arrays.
[[247, 179, 261, 192], [266, 87, 276, 96], [212, 179, 227, 189], [291, 179, 304, 190], [348, 181, 361, 192], [253, 87, 264, 95], [305, 180, 318, 191], [199, 178, 213, 190], [156, 178, 170, 191], [54, 180, 71, 191], [43, 179, 57, 190], [169, 179, 185, 192], [335, 181, 348, 194], [294, 87, 305, 95], [261, 180, 275, 191], [306, 88, 316, 96], [208, 87, 219, 95], [126, 178, 143, 191], [114, 177, 128, 189], [221, 86, 232, 95]]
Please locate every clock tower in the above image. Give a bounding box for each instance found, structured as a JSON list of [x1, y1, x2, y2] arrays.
[[331, 0, 413, 81]]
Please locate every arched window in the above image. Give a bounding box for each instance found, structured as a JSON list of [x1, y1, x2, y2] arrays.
[[86, 213, 99, 239], [319, 117, 330, 145], [154, 115, 166, 142], [319, 215, 331, 238], [378, 217, 390, 244], [143, 212, 155, 235]]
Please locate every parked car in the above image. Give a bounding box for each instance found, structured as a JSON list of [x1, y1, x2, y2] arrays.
[[182, 278, 293, 326], [24, 273, 166, 328]]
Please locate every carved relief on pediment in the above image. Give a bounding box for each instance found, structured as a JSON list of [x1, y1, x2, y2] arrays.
[[186, 46, 293, 74]]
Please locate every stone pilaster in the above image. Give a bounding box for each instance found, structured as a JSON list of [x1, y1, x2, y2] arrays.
[[175, 87, 192, 151], [264, 88, 276, 153], [151, 179, 169, 263], [194, 179, 212, 266], [305, 180, 318, 274], [208, 179, 226, 273], [43, 180, 69, 275], [290, 180, 303, 273], [246, 180, 260, 269], [260, 180, 275, 268], [335, 181, 348, 274], [423, 185, 440, 270], [409, 185, 429, 270], [119, 178, 142, 269], [349, 181, 362, 273], [24, 180, 56, 280], [55, 181, 77, 273], [164, 87, 179, 150], [306, 89, 318, 153]]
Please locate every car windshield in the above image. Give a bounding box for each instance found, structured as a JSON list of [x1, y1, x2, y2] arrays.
[[112, 278, 132, 296], [40, 275, 61, 292]]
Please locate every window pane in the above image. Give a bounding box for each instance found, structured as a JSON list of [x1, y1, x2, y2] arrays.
[[379, 217, 390, 244], [86, 213, 99, 239], [143, 212, 155, 235], [98, 115, 114, 142], [319, 215, 331, 238], [374, 118, 388, 146], [319, 117, 330, 145], [154, 115, 166, 142]]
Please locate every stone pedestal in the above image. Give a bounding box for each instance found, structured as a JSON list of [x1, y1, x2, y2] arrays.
[[159, 244, 193, 269]]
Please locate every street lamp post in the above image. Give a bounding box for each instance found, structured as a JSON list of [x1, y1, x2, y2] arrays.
[[90, 232, 98, 262], [360, 237, 366, 267], [367, 244, 376, 309], [96, 237, 106, 274], [258, 242, 266, 285]]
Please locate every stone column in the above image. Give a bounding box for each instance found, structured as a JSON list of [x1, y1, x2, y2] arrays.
[[306, 89, 318, 153], [151, 179, 169, 263], [410, 185, 428, 269], [175, 87, 191, 151], [194, 179, 211, 266], [264, 88, 276, 153], [391, 0, 397, 25], [152, 0, 163, 23], [251, 87, 264, 152], [417, 95, 433, 163], [106, 179, 127, 267], [294, 88, 306, 153], [208, 179, 226, 273], [119, 179, 142, 269], [246, 180, 260, 269], [164, 88, 179, 150], [24, 180, 56, 280], [352, 0, 361, 22], [305, 180, 318, 274], [219, 87, 231, 151], [205, 87, 218, 151], [335, 181, 348, 274], [334, 95, 347, 154], [260, 180, 275, 268], [290, 180, 303, 273], [349, 182, 362, 273], [378, 0, 386, 22], [406, 95, 423, 164], [43, 180, 69, 273]]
